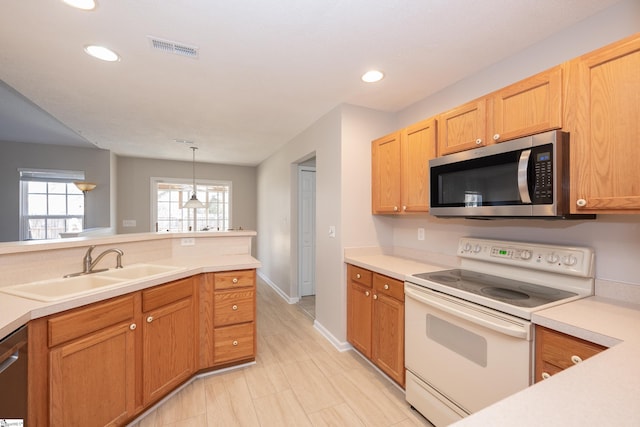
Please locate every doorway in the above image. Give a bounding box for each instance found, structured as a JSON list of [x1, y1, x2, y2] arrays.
[[298, 161, 316, 318]]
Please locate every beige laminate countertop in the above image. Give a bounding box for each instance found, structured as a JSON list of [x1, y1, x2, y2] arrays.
[[345, 252, 640, 427], [0, 254, 261, 338]]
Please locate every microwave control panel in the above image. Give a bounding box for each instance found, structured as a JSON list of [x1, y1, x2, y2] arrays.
[[532, 148, 553, 203]]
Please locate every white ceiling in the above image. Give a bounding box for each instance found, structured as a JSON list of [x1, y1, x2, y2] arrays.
[[0, 0, 623, 165]]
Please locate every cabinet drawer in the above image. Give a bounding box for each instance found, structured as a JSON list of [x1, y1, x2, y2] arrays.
[[142, 277, 194, 312], [536, 326, 606, 371], [348, 265, 372, 288], [373, 273, 404, 301], [213, 323, 255, 364], [214, 270, 255, 290], [48, 294, 136, 347], [214, 289, 255, 326]]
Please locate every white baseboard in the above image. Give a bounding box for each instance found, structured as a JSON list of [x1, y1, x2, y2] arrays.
[[257, 270, 299, 304], [313, 319, 352, 352]]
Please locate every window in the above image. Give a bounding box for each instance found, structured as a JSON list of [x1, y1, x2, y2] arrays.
[[19, 169, 85, 240], [152, 178, 231, 232]]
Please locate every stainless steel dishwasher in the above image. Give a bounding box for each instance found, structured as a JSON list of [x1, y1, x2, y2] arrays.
[[0, 325, 27, 425]]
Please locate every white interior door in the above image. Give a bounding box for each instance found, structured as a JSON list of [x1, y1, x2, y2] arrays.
[[299, 167, 316, 297]]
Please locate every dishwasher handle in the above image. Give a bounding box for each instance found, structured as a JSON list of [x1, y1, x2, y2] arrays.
[[405, 285, 531, 340], [0, 349, 19, 375]]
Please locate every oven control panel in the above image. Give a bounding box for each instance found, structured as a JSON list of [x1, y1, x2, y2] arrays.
[[458, 237, 594, 277]]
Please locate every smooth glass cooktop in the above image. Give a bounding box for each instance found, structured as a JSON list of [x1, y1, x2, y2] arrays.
[[412, 269, 577, 308]]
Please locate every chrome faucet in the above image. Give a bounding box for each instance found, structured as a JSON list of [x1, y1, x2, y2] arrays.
[[64, 245, 124, 277]]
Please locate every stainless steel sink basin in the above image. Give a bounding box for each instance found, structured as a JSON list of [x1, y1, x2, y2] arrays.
[[0, 275, 124, 302], [0, 264, 183, 302], [97, 264, 181, 280]]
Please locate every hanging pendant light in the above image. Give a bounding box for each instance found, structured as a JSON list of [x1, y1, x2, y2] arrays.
[[183, 146, 205, 209]]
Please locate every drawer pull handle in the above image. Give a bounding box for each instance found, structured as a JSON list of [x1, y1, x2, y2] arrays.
[[146, 316, 154, 323], [356, 273, 361, 279], [232, 304, 238, 311], [232, 340, 238, 346], [384, 284, 389, 290], [365, 291, 370, 297], [571, 355, 583, 365], [232, 278, 239, 284], [129, 323, 137, 331], [541, 372, 551, 380]]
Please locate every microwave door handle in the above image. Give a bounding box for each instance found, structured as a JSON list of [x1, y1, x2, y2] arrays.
[[518, 149, 532, 204]]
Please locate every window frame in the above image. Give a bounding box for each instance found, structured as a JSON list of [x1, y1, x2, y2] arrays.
[[18, 168, 86, 241], [150, 177, 232, 233]]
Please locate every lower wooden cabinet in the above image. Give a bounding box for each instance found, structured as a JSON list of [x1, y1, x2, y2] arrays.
[[535, 325, 606, 383], [29, 270, 256, 426], [346, 264, 405, 387]]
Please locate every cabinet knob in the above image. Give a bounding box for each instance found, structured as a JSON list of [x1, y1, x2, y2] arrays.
[[356, 273, 361, 279], [232, 278, 239, 284], [541, 372, 551, 380], [129, 323, 137, 331], [146, 316, 154, 323], [576, 198, 587, 207], [475, 138, 483, 145], [232, 340, 238, 346], [493, 134, 500, 141], [393, 206, 398, 212], [373, 294, 378, 300], [384, 284, 389, 290], [232, 304, 238, 311], [402, 206, 407, 211], [571, 355, 583, 365], [365, 291, 370, 297]]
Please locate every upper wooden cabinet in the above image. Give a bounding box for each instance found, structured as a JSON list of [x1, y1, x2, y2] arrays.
[[490, 66, 563, 143], [437, 99, 487, 155], [401, 118, 437, 213], [372, 118, 436, 214], [372, 131, 402, 214], [569, 33, 640, 213], [438, 66, 563, 156]]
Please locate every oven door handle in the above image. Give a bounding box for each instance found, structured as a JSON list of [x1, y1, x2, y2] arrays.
[[405, 287, 529, 340]]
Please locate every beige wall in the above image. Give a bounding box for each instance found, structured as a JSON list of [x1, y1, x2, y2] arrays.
[[116, 156, 257, 241]]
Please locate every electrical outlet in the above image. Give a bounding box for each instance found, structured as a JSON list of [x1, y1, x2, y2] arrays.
[[122, 219, 136, 227], [181, 238, 195, 246], [417, 228, 425, 241]]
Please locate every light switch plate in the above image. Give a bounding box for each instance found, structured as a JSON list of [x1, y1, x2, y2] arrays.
[[328, 226, 336, 238]]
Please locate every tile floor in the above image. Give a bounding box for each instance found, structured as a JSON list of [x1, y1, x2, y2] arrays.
[[129, 278, 432, 427]]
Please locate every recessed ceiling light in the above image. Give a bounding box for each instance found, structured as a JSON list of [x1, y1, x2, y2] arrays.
[[84, 45, 120, 62], [62, 0, 96, 10], [361, 70, 385, 83]]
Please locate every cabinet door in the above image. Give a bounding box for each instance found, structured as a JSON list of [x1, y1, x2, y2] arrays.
[[50, 322, 136, 427], [372, 275, 405, 387], [372, 131, 402, 213], [437, 99, 487, 155], [490, 66, 562, 143], [142, 284, 196, 405], [571, 34, 640, 213], [401, 118, 436, 213], [347, 281, 372, 358]]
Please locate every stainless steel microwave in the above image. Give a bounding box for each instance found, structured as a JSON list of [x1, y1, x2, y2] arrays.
[[429, 130, 594, 219]]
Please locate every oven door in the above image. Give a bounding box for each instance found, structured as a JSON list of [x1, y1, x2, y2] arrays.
[[404, 283, 532, 424]]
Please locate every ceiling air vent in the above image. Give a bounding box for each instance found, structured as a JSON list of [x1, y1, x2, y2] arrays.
[[148, 36, 199, 59]]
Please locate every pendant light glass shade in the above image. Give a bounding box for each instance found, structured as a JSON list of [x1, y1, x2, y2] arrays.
[[183, 146, 205, 209]]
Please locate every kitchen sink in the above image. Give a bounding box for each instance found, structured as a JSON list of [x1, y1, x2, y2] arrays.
[[97, 263, 182, 280], [0, 275, 124, 302], [0, 264, 183, 302]]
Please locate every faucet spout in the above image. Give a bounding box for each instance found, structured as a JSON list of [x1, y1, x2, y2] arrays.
[[89, 248, 124, 272]]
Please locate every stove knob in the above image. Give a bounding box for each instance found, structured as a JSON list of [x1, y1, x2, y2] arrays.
[[563, 255, 578, 266], [473, 244, 482, 253], [463, 242, 472, 252], [546, 253, 560, 264], [520, 250, 532, 260]]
